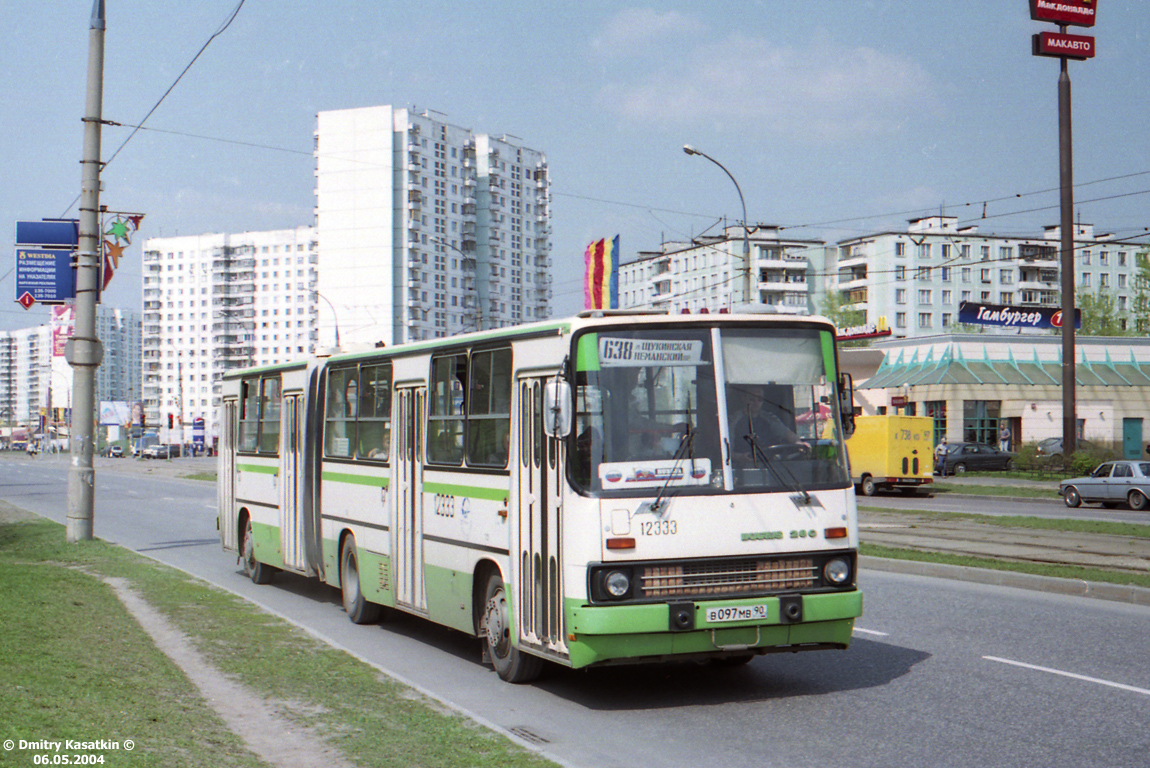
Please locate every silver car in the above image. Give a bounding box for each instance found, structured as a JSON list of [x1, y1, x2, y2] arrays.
[[1060, 460, 1150, 510]]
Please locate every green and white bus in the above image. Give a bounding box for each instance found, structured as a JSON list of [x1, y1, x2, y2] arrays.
[[218, 311, 862, 682]]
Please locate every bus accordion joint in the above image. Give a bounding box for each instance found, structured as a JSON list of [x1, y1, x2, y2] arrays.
[[824, 527, 848, 539], [605, 537, 636, 550]]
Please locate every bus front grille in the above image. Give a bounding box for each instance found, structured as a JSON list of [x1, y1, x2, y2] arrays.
[[640, 557, 816, 598]]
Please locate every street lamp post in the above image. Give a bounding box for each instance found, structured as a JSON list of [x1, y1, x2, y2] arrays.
[[314, 291, 341, 350], [683, 144, 753, 305]]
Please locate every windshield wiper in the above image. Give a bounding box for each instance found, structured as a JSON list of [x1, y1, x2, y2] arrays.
[[744, 432, 812, 505], [649, 406, 696, 516]]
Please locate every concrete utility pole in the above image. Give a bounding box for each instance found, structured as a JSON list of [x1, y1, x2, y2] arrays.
[[66, 0, 106, 542]]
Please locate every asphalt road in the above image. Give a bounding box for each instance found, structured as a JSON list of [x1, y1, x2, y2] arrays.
[[3, 455, 1149, 768]]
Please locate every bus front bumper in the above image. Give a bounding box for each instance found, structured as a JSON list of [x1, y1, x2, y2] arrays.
[[564, 589, 862, 668]]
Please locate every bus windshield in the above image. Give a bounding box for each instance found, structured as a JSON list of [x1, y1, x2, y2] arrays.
[[572, 325, 850, 495]]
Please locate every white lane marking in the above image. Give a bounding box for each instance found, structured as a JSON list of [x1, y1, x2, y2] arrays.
[[984, 656, 1150, 697], [852, 627, 889, 637]]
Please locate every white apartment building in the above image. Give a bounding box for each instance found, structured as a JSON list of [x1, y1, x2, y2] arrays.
[[314, 105, 552, 346], [141, 227, 317, 442], [620, 225, 827, 314], [829, 216, 1143, 337], [0, 306, 139, 434], [0, 324, 50, 428], [95, 308, 142, 406]]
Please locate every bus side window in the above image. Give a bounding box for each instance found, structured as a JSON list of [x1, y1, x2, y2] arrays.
[[467, 348, 511, 467], [325, 367, 357, 458], [258, 376, 281, 454], [358, 362, 392, 461], [239, 378, 259, 452], [429, 354, 466, 464]]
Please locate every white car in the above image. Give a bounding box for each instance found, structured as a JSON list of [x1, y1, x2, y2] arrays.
[[1060, 460, 1150, 510]]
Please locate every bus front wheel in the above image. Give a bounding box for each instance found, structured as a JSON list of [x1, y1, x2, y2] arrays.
[[341, 536, 382, 625], [241, 517, 275, 585], [482, 574, 543, 683]]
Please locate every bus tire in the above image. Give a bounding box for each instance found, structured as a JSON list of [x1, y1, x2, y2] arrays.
[[859, 476, 876, 497], [482, 573, 543, 683], [241, 516, 275, 585], [340, 536, 382, 625]]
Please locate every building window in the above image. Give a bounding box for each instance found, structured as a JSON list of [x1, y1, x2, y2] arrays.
[[895, 289, 906, 305], [896, 313, 906, 329], [918, 313, 932, 328], [1081, 272, 1091, 287], [963, 400, 1000, 446], [918, 289, 932, 304]]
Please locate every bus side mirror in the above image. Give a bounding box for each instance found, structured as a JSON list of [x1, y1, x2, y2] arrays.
[[543, 378, 573, 438], [838, 372, 855, 438]]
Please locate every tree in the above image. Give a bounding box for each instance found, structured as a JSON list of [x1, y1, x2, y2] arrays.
[[818, 290, 869, 347], [1130, 248, 1150, 333], [1077, 288, 1130, 337]]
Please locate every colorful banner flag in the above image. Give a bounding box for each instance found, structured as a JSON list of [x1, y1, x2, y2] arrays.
[[583, 235, 620, 310]]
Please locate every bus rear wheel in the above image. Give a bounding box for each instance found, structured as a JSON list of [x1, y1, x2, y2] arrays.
[[241, 517, 275, 585], [341, 536, 382, 625], [482, 574, 543, 683]]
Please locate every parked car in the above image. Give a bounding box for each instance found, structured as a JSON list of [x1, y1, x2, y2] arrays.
[[1061, 460, 1150, 510], [1035, 436, 1096, 464], [104, 445, 124, 458], [142, 444, 174, 459], [937, 442, 1016, 475]]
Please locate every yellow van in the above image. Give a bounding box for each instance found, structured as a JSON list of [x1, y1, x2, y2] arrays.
[[846, 415, 935, 496]]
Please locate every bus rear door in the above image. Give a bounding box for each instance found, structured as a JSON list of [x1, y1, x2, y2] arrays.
[[394, 386, 427, 613]]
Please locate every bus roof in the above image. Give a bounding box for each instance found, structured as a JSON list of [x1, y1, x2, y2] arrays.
[[221, 312, 838, 380]]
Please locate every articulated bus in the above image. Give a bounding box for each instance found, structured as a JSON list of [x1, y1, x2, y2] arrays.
[[218, 311, 861, 682]]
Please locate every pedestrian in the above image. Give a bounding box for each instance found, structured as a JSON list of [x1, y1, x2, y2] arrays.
[[999, 424, 1010, 452], [934, 435, 947, 476]]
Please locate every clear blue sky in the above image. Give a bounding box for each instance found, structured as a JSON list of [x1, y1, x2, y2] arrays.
[[2, 1, 1146, 331]]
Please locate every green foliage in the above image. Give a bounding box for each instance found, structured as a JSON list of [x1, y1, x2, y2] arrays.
[[1012, 443, 1042, 471], [1076, 288, 1131, 336], [818, 290, 868, 347]]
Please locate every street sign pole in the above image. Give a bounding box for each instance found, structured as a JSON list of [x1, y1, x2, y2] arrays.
[[66, 0, 106, 542], [1029, 0, 1098, 461], [1058, 46, 1076, 456]]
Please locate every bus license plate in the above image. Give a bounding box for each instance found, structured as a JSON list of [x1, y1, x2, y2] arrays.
[[706, 604, 769, 623]]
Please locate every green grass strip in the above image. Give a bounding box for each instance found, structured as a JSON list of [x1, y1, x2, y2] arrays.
[[861, 543, 1150, 590], [0, 514, 557, 768], [930, 483, 1063, 499], [858, 505, 1150, 539]]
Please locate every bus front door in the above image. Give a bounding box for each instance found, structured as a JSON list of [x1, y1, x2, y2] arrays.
[[279, 392, 307, 572], [515, 376, 568, 659], [394, 386, 427, 613]]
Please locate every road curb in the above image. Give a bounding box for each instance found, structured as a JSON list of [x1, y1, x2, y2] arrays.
[[860, 555, 1150, 607]]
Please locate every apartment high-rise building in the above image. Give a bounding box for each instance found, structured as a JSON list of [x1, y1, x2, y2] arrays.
[[315, 105, 552, 346], [141, 227, 317, 442], [829, 217, 1144, 338], [0, 306, 139, 436], [620, 226, 826, 315]]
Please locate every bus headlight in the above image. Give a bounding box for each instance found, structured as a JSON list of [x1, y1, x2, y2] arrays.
[[823, 557, 851, 585], [604, 570, 631, 598]]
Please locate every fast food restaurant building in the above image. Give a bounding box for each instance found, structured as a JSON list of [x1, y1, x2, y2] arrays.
[[843, 334, 1150, 459]]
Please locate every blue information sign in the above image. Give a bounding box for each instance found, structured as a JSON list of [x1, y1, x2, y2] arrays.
[[15, 247, 76, 304], [15, 219, 79, 248]]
